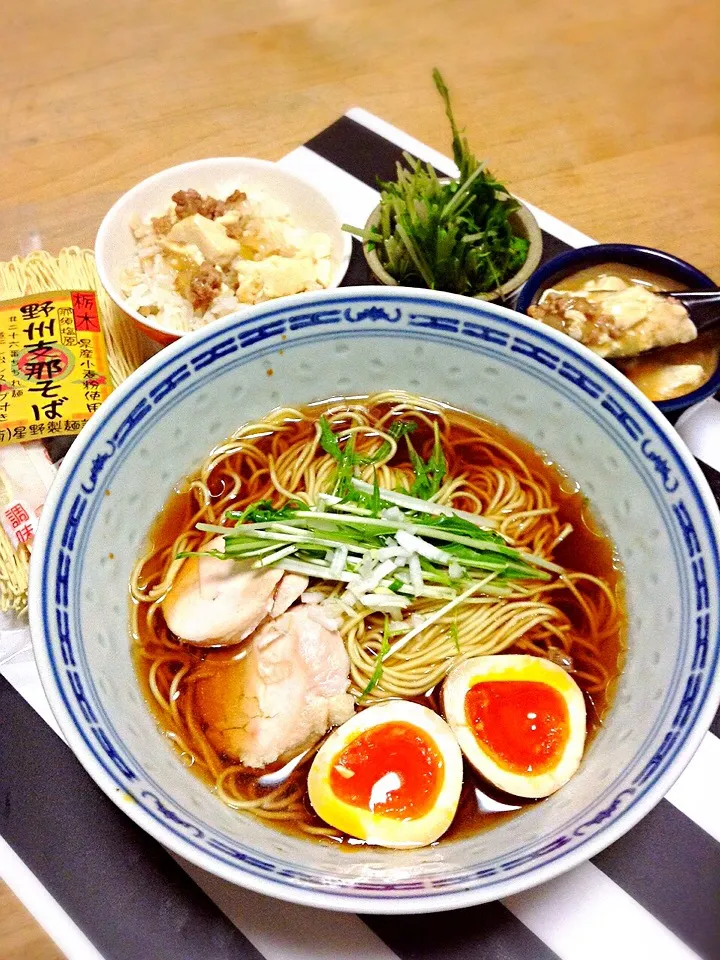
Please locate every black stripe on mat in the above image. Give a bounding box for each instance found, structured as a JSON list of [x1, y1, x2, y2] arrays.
[[363, 902, 559, 960], [305, 115, 573, 266], [340, 236, 375, 286], [0, 675, 264, 960], [695, 456, 720, 508], [592, 797, 720, 959]]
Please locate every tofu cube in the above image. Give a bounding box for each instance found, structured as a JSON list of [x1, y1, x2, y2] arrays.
[[167, 214, 240, 265]]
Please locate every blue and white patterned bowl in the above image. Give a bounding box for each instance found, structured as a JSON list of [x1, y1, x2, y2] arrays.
[[29, 287, 720, 913]]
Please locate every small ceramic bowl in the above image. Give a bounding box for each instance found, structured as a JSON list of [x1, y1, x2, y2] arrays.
[[95, 158, 352, 346], [514, 243, 719, 414], [363, 195, 542, 302]]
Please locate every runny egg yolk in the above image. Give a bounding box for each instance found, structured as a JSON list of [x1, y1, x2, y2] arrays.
[[465, 680, 569, 775], [308, 701, 464, 847], [329, 721, 443, 819], [443, 655, 586, 799]]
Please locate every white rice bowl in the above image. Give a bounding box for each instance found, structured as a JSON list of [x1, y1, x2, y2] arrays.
[[95, 158, 352, 341]]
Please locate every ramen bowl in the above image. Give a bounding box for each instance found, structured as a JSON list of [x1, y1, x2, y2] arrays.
[[29, 287, 720, 913]]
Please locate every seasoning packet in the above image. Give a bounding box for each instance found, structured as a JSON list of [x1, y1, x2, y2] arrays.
[[0, 442, 58, 629], [0, 442, 57, 549]]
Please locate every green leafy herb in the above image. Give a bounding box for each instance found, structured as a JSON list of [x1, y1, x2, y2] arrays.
[[185, 422, 559, 603], [317, 415, 344, 460], [414, 512, 504, 543], [342, 69, 529, 296], [317, 416, 360, 497], [389, 420, 418, 441], [407, 423, 446, 499], [365, 419, 418, 465], [369, 469, 382, 516], [228, 500, 300, 524], [439, 540, 544, 578], [361, 617, 391, 699], [334, 433, 357, 498], [427, 423, 447, 492], [405, 434, 428, 491], [449, 617, 460, 653]]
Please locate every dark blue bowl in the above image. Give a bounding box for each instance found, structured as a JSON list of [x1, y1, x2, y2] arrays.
[[516, 243, 719, 414]]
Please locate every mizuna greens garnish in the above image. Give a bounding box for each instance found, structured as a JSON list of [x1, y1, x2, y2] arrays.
[[343, 69, 530, 296], [317, 415, 421, 497], [187, 419, 563, 661], [361, 616, 391, 699]]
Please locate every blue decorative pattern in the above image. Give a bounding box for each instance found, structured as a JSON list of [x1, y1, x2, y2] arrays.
[[36, 290, 720, 904]]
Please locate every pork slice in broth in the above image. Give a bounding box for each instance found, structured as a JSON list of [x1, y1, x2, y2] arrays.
[[162, 536, 305, 646], [271, 572, 309, 617], [195, 604, 355, 768]]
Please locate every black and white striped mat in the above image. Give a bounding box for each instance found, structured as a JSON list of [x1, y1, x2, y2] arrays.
[[1, 109, 718, 960]]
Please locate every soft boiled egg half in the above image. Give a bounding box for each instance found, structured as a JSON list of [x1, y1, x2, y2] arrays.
[[308, 700, 463, 848], [443, 654, 586, 799]]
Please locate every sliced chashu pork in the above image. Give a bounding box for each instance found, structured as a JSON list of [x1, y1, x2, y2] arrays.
[[162, 536, 307, 646], [271, 572, 310, 617], [195, 604, 355, 768]]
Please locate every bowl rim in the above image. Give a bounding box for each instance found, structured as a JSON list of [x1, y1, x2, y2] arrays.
[[28, 285, 720, 913], [513, 242, 720, 413], [94, 156, 353, 342], [362, 195, 543, 301]]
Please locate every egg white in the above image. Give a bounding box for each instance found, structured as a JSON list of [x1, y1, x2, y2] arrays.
[[443, 654, 586, 799], [307, 700, 463, 848]]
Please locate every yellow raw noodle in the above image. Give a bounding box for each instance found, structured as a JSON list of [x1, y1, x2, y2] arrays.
[[0, 530, 30, 615]]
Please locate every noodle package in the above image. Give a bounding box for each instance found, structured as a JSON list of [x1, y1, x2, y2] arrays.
[[0, 247, 150, 618], [0, 290, 111, 445]]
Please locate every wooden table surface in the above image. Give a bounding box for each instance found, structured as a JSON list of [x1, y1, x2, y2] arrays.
[[1, 0, 718, 955]]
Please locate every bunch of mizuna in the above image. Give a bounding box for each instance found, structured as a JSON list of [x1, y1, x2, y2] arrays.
[[345, 70, 529, 296]]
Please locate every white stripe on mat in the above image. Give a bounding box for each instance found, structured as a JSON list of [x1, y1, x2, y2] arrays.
[[503, 859, 698, 960], [176, 856, 401, 960], [676, 396, 720, 473], [0, 837, 104, 960], [278, 146, 379, 228], [665, 731, 720, 843]]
